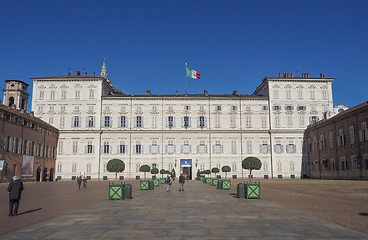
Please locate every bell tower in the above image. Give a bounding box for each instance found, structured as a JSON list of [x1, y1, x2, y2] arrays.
[[3, 80, 29, 111]]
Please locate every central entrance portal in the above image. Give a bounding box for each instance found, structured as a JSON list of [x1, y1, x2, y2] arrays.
[[180, 159, 192, 180]]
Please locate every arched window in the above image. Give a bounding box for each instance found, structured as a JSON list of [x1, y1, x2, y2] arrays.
[[8, 97, 14, 106]]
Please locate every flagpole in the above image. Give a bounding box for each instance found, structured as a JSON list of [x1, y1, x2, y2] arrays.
[[185, 62, 188, 95]]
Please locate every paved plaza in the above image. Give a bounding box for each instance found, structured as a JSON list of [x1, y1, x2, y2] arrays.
[[1, 180, 368, 239]]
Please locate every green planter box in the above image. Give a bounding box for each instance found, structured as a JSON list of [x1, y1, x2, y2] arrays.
[[222, 180, 231, 190], [212, 178, 218, 186], [246, 183, 261, 199], [160, 178, 166, 184], [202, 177, 206, 183], [153, 179, 160, 186], [109, 184, 123, 200], [206, 178, 211, 184], [140, 180, 149, 190], [200, 177, 204, 181]]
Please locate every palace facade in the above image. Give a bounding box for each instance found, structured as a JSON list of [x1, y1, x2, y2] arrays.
[[31, 62, 336, 180]]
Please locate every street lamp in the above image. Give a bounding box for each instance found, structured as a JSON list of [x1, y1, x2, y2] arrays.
[[174, 159, 177, 168], [195, 159, 198, 167]]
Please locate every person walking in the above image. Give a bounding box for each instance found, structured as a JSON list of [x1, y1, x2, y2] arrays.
[[166, 175, 173, 192], [76, 176, 82, 189], [82, 176, 87, 189], [178, 174, 185, 191], [7, 176, 24, 216]]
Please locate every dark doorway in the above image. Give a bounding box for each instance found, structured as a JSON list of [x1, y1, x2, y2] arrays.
[[43, 168, 48, 181], [36, 167, 41, 181], [49, 168, 54, 181], [180, 159, 192, 180]]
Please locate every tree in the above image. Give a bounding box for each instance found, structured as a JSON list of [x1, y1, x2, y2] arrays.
[[197, 169, 201, 177], [106, 159, 125, 183], [160, 169, 167, 178], [151, 168, 159, 179], [204, 169, 211, 177], [221, 165, 231, 179], [140, 164, 151, 180], [211, 167, 219, 178], [242, 157, 262, 182]]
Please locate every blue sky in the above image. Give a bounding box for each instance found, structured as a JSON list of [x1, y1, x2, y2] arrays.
[[1, 0, 367, 110]]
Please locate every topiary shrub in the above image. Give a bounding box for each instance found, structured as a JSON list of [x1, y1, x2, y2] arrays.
[[151, 168, 159, 179], [106, 159, 125, 183], [242, 157, 262, 183], [211, 167, 219, 178], [140, 164, 151, 180], [221, 165, 231, 179], [204, 169, 211, 177]]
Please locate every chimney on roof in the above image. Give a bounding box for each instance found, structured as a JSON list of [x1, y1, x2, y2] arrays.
[[306, 73, 310, 78], [67, 72, 71, 76], [30, 111, 34, 117], [204, 90, 208, 96], [320, 73, 325, 78], [291, 73, 294, 78], [176, 90, 178, 96], [92, 72, 95, 77], [232, 90, 238, 95], [279, 72, 282, 77], [84, 72, 87, 76], [146, 90, 151, 96], [302, 73, 305, 78], [76, 70, 80, 76]]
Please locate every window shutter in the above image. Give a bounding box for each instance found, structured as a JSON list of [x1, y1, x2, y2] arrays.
[[173, 145, 176, 153], [197, 145, 199, 153], [181, 117, 184, 127], [141, 116, 144, 127], [189, 117, 192, 127], [85, 145, 87, 154], [101, 145, 104, 153], [197, 117, 200, 127], [173, 117, 176, 127], [141, 145, 144, 153], [259, 145, 262, 153], [166, 117, 168, 127], [189, 145, 192, 153], [165, 145, 168, 153], [274, 145, 277, 152], [149, 145, 152, 153], [109, 145, 112, 154], [110, 117, 112, 127], [293, 145, 297, 153], [158, 145, 160, 153], [205, 117, 208, 127], [92, 146, 95, 154], [125, 145, 128, 154], [86, 117, 88, 127], [134, 117, 137, 127], [71, 116, 74, 127]]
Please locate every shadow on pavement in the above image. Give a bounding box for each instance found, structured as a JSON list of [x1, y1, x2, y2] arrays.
[[18, 208, 42, 216], [358, 212, 368, 216]]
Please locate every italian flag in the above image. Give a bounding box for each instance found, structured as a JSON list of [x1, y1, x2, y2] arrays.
[[186, 66, 200, 79]]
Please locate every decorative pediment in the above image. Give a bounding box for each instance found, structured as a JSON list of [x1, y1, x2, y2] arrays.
[[308, 85, 316, 89], [87, 84, 97, 88], [74, 84, 83, 89], [50, 84, 57, 89], [60, 84, 69, 89]]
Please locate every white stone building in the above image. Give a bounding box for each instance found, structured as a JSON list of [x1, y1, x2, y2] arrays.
[[31, 62, 335, 180]]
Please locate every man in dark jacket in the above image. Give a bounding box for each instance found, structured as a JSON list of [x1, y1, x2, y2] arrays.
[[7, 176, 24, 216]]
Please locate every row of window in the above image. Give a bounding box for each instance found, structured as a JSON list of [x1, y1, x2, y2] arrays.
[[39, 89, 96, 100], [309, 122, 368, 151], [4, 136, 56, 159], [56, 160, 297, 174], [58, 139, 302, 155], [272, 105, 327, 111], [311, 154, 368, 171], [47, 114, 321, 129], [273, 89, 328, 100]]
